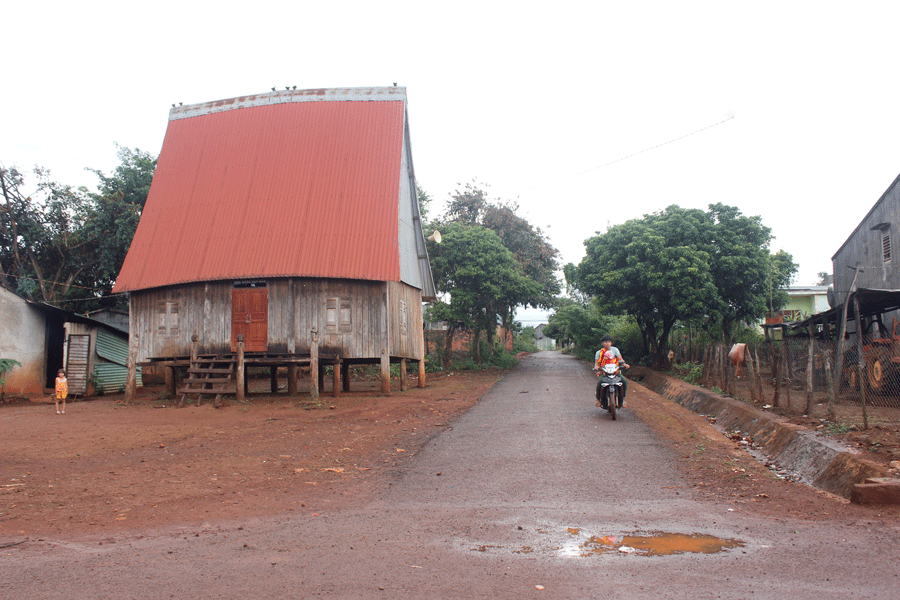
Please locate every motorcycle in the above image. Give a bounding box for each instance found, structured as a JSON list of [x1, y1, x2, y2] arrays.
[[595, 363, 626, 420]]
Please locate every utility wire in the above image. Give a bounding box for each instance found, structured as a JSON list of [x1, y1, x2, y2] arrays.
[[517, 114, 736, 195]]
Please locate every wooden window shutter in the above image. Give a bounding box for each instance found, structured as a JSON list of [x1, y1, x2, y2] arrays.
[[339, 298, 352, 333], [168, 302, 179, 336], [158, 302, 168, 335], [883, 233, 892, 263], [326, 298, 338, 333]]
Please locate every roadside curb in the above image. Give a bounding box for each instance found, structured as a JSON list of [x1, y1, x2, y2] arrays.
[[631, 367, 895, 503]]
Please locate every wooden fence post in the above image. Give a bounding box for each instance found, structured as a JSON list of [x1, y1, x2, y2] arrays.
[[771, 340, 781, 408], [824, 347, 835, 419], [745, 346, 759, 403], [753, 347, 764, 402], [805, 326, 815, 415], [782, 342, 792, 410], [853, 294, 869, 430]]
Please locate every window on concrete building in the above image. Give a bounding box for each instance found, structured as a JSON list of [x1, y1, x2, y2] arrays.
[[883, 232, 892, 263]]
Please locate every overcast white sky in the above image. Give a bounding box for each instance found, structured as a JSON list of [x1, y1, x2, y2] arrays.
[[4, 2, 900, 324]]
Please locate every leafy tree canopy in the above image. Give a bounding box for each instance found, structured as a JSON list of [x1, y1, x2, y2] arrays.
[[1, 146, 157, 311], [427, 221, 539, 363], [87, 144, 157, 209], [576, 203, 796, 365], [425, 181, 561, 362]]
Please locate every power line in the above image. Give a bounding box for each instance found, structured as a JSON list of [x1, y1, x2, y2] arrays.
[[517, 114, 736, 195]]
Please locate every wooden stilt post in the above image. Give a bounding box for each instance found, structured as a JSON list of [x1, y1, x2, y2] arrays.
[[418, 322, 427, 388], [288, 364, 298, 396], [236, 336, 245, 403], [164, 366, 176, 399], [125, 332, 138, 404], [270, 366, 278, 393], [418, 358, 426, 388], [190, 334, 198, 366], [332, 359, 340, 398], [310, 328, 319, 400], [400, 358, 408, 391], [342, 362, 350, 392], [380, 348, 391, 394]]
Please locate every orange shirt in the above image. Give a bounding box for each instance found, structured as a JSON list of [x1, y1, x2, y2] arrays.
[[55, 376, 68, 398]]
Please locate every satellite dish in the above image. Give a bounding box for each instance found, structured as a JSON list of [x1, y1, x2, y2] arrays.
[[427, 230, 442, 244], [827, 284, 836, 308]]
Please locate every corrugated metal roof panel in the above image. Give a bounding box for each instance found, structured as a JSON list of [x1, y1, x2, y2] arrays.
[[95, 328, 128, 366], [93, 362, 142, 392], [114, 90, 407, 293]]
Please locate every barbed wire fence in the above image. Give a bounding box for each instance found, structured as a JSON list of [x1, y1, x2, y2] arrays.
[[694, 336, 900, 430]]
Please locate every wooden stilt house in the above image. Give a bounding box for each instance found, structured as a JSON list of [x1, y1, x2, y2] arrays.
[[112, 87, 436, 404]]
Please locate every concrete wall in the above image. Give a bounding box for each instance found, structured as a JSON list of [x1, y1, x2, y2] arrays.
[[0, 287, 47, 394]]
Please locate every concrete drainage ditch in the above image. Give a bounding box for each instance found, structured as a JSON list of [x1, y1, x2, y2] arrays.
[[631, 367, 900, 505]]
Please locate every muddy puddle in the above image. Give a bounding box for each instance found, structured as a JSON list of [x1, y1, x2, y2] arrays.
[[561, 529, 744, 557]]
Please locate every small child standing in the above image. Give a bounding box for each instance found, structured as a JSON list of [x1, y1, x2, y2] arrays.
[[55, 369, 67, 414]]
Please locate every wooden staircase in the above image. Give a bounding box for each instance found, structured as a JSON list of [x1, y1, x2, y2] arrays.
[[177, 354, 237, 407]]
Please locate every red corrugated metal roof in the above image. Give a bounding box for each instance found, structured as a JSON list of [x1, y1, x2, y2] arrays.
[[113, 93, 406, 293]]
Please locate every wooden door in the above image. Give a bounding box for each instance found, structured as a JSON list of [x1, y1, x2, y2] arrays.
[[65, 334, 90, 395], [232, 288, 268, 352]]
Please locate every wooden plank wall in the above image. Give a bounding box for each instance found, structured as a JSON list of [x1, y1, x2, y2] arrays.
[[131, 278, 423, 362], [387, 281, 424, 359]]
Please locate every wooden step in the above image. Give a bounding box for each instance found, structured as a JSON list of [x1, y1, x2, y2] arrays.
[[187, 367, 234, 374], [181, 377, 233, 385], [177, 384, 235, 395]]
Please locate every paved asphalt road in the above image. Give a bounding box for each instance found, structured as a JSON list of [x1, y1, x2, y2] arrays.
[[4, 352, 899, 599]]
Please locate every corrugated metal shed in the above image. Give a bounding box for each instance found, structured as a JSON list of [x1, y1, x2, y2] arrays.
[[113, 87, 433, 294], [93, 328, 142, 391]]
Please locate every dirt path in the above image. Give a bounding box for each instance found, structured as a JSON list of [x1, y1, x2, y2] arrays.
[[1, 370, 502, 539], [3, 353, 899, 599]]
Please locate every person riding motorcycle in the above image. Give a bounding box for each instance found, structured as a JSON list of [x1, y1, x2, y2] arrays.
[[594, 335, 629, 408]]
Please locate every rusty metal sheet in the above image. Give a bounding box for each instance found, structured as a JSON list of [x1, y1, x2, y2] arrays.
[[113, 90, 406, 293]]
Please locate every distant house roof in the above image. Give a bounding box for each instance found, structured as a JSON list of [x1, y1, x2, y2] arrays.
[[113, 87, 434, 297]]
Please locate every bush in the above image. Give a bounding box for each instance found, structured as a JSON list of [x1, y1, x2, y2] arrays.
[[672, 362, 703, 384]]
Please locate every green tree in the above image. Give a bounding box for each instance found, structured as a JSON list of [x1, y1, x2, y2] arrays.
[[705, 203, 796, 342], [481, 202, 560, 332], [427, 222, 538, 365], [0, 165, 95, 303], [416, 184, 433, 228], [578, 207, 719, 366], [444, 180, 489, 225], [87, 144, 157, 209], [1, 146, 156, 310], [434, 182, 560, 352], [577, 204, 793, 365]]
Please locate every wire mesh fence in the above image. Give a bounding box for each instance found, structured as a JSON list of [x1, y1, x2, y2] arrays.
[[694, 335, 900, 430]]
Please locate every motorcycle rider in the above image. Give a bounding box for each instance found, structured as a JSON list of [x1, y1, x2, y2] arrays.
[[594, 335, 630, 408]]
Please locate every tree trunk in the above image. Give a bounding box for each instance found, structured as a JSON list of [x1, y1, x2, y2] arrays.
[[443, 324, 455, 370]]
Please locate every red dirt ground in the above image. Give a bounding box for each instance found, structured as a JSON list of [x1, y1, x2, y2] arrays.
[[2, 363, 895, 542]]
